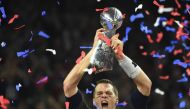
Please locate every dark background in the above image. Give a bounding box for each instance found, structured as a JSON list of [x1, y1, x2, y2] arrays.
[[0, 0, 190, 109]]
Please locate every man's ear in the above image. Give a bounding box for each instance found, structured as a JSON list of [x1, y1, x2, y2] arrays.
[[116, 97, 119, 104], [93, 98, 96, 106]]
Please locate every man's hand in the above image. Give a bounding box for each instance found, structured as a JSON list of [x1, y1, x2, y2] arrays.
[[111, 33, 125, 60], [93, 28, 106, 48]]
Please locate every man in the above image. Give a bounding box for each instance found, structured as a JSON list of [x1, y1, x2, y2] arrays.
[[63, 28, 152, 109]]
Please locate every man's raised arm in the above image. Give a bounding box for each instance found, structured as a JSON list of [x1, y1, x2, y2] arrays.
[[63, 28, 105, 97]]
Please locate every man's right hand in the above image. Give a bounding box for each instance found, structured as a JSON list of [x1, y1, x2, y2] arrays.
[[93, 28, 106, 48]]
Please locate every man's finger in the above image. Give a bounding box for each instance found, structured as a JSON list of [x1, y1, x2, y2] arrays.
[[96, 28, 105, 32]]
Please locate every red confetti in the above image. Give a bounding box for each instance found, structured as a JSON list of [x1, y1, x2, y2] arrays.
[[28, 68, 32, 74], [153, 0, 163, 7], [8, 14, 19, 24], [145, 10, 150, 15], [142, 52, 148, 56], [146, 35, 154, 43], [171, 9, 181, 16], [0, 96, 10, 109], [65, 102, 70, 109], [166, 18, 174, 26], [76, 51, 86, 64], [150, 50, 156, 56], [14, 24, 26, 30], [158, 64, 163, 69], [175, 0, 181, 8], [173, 49, 183, 55], [95, 8, 109, 12], [156, 32, 163, 43], [98, 33, 111, 46], [186, 68, 190, 76], [176, 27, 189, 40], [159, 75, 170, 80]]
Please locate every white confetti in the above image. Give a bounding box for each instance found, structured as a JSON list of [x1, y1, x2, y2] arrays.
[[158, 7, 173, 14], [135, 4, 143, 12], [46, 49, 56, 55], [155, 88, 165, 95]]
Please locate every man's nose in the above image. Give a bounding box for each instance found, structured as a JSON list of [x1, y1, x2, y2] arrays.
[[101, 93, 108, 98]]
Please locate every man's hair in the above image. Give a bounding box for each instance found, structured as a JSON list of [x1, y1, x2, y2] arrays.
[[93, 79, 118, 97]]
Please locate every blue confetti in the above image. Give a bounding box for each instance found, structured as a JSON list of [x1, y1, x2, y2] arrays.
[[182, 43, 190, 50], [153, 53, 166, 59], [85, 88, 93, 94], [164, 45, 175, 53], [165, 26, 176, 32], [16, 49, 35, 58], [177, 73, 188, 83], [173, 59, 187, 68], [116, 102, 127, 107], [178, 92, 183, 99], [140, 22, 153, 34], [80, 46, 92, 49], [41, 10, 46, 16], [170, 40, 178, 45], [38, 31, 50, 39], [179, 101, 186, 108], [122, 27, 131, 43], [130, 13, 144, 22], [0, 7, 6, 18], [16, 83, 22, 92]]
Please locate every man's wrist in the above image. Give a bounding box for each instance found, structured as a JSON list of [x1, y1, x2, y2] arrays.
[[118, 55, 141, 79]]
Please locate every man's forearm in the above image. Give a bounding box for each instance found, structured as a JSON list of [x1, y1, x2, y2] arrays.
[[117, 54, 152, 96], [63, 48, 94, 97]]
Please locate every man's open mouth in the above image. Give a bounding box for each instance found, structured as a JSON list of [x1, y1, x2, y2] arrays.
[[101, 102, 108, 109]]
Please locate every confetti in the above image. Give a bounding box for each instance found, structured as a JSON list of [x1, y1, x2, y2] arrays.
[[76, 51, 86, 64], [79, 46, 92, 49], [140, 22, 153, 34], [8, 14, 19, 24], [178, 92, 183, 99], [0, 96, 10, 109], [65, 102, 69, 109], [38, 31, 50, 39], [41, 10, 46, 16], [159, 75, 169, 80], [130, 13, 144, 22], [177, 73, 188, 83], [28, 68, 32, 74], [155, 88, 165, 95], [14, 24, 26, 30], [158, 7, 174, 14], [173, 59, 187, 68], [16, 49, 35, 58], [36, 76, 48, 85], [135, 4, 143, 12], [16, 83, 22, 92], [179, 101, 186, 108], [0, 7, 6, 18], [175, 0, 181, 8], [85, 88, 93, 94], [146, 35, 154, 43], [97, 33, 111, 46], [46, 49, 56, 55], [1, 41, 6, 47], [122, 27, 131, 43], [156, 32, 163, 43], [116, 101, 128, 107]]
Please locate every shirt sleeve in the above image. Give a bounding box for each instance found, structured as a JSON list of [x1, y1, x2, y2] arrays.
[[131, 89, 149, 109], [65, 90, 82, 109]]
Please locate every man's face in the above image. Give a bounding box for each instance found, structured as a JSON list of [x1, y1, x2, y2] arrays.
[[93, 83, 118, 109]]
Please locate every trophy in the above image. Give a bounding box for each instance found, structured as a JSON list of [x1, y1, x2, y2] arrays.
[[90, 7, 123, 73]]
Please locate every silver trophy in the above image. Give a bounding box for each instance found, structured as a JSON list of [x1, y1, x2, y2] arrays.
[[90, 7, 123, 73]]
